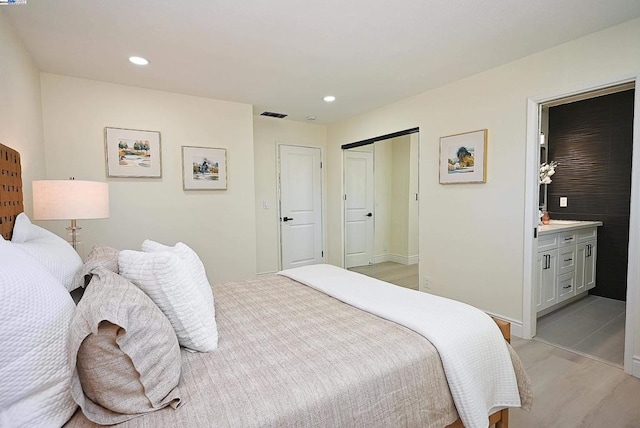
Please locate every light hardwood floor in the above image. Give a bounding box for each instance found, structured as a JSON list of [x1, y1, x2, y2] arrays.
[[348, 262, 418, 290], [350, 264, 640, 426], [511, 336, 640, 427]]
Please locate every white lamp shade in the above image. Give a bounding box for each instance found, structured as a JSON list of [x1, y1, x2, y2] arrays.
[[33, 180, 110, 220]]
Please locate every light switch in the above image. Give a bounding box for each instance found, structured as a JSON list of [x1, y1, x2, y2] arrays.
[[263, 201, 270, 209], [560, 197, 568, 207]]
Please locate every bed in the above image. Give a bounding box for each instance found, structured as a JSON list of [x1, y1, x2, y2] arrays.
[[0, 143, 531, 428]]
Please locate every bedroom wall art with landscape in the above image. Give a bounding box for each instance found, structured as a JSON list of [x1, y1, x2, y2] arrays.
[[39, 74, 257, 282]]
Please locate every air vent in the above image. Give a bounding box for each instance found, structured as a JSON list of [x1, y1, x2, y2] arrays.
[[260, 111, 288, 119]]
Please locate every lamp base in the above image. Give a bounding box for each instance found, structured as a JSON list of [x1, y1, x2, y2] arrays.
[[67, 220, 82, 252]]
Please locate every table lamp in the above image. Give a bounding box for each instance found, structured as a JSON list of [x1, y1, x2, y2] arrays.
[[32, 178, 110, 250]]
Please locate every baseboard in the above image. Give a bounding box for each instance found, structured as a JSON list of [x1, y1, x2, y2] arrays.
[[483, 311, 524, 338], [257, 270, 278, 277], [374, 253, 419, 265], [373, 254, 392, 264]]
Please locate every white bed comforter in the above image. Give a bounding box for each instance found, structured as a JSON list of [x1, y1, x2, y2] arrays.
[[278, 264, 521, 428]]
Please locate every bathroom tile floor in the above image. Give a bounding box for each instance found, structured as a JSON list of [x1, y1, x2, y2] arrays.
[[535, 295, 626, 367]]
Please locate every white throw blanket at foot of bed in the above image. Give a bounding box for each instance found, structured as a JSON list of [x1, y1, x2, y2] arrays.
[[279, 264, 521, 428]]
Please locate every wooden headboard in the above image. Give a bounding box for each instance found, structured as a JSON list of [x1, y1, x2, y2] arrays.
[[0, 144, 23, 240]]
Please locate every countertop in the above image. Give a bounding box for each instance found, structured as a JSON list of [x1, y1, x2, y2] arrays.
[[538, 220, 603, 235]]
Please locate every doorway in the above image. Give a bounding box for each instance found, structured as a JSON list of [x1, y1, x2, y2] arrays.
[[524, 79, 640, 375], [278, 145, 324, 270], [342, 128, 419, 290]]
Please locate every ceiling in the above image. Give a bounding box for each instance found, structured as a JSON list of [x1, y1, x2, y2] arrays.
[[4, 1, 640, 124]]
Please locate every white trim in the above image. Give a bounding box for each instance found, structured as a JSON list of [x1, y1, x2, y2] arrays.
[[373, 254, 392, 264], [484, 311, 524, 339], [625, 81, 640, 375], [523, 74, 640, 377], [257, 271, 278, 277], [522, 98, 540, 339], [374, 253, 419, 265], [633, 356, 640, 378]]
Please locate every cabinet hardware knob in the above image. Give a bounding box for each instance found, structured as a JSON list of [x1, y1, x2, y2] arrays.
[[564, 258, 573, 262], [563, 285, 572, 289]]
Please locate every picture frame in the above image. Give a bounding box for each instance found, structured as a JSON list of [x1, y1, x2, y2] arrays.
[[439, 129, 487, 184], [182, 146, 227, 190], [105, 127, 162, 178]]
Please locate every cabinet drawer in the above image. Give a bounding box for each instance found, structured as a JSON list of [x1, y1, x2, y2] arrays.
[[577, 227, 597, 243], [558, 231, 577, 247], [558, 247, 576, 275], [558, 272, 576, 302], [538, 233, 558, 251]]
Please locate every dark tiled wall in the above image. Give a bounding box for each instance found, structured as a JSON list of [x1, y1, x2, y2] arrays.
[[547, 89, 634, 301]]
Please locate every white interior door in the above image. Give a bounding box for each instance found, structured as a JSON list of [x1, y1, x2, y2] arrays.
[[344, 150, 374, 268], [279, 145, 323, 270]]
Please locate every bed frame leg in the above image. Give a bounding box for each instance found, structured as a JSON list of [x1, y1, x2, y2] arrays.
[[495, 408, 509, 428]]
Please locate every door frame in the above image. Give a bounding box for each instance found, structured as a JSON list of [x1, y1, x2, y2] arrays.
[[276, 143, 326, 270], [523, 74, 640, 377]]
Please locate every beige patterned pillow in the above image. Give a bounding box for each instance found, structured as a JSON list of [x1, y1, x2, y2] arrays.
[[68, 267, 182, 425], [77, 245, 120, 288]]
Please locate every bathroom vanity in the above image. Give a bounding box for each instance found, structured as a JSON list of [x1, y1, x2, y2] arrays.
[[535, 220, 603, 315]]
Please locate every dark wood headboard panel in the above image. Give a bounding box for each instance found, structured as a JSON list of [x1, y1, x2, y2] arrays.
[[0, 144, 23, 240]]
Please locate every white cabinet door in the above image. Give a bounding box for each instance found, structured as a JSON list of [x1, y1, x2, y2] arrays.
[[537, 249, 558, 311], [576, 239, 597, 293]]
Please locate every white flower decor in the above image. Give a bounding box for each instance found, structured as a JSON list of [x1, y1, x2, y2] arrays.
[[540, 161, 557, 185]]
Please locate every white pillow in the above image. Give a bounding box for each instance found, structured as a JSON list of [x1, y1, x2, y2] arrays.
[[0, 239, 77, 426], [11, 213, 83, 291], [141, 240, 214, 312], [118, 250, 218, 352]]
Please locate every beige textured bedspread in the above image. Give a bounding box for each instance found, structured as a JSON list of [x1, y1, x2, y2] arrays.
[[66, 274, 531, 427]]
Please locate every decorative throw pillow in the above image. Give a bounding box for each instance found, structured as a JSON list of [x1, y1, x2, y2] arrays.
[[141, 239, 215, 311], [119, 249, 219, 352], [77, 245, 120, 288], [69, 267, 182, 425], [0, 240, 77, 427], [11, 212, 83, 291]]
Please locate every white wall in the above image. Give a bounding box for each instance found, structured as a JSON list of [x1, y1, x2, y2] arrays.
[[326, 18, 640, 335], [40, 74, 257, 282], [253, 115, 327, 274], [0, 10, 46, 215], [390, 137, 410, 257]]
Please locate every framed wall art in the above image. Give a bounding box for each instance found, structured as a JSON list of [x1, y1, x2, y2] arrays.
[[439, 129, 487, 184], [105, 127, 162, 178], [182, 146, 227, 190]]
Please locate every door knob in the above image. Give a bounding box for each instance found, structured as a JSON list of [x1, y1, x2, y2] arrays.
[[282, 216, 294, 222], [366, 212, 373, 217]]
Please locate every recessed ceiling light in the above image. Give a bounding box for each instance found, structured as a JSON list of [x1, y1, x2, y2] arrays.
[[323, 95, 336, 102], [129, 56, 149, 66], [306, 116, 316, 121]]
